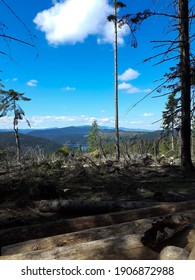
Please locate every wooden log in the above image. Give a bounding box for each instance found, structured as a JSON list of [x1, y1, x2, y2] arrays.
[[2, 212, 195, 256], [35, 199, 169, 213], [0, 234, 159, 260], [1, 200, 195, 248], [1, 218, 154, 256]]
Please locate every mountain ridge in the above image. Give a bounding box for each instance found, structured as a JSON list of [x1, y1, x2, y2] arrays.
[[26, 126, 162, 145], [0, 126, 162, 151]]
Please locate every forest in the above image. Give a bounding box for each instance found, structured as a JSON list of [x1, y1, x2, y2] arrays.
[[0, 0, 195, 261]]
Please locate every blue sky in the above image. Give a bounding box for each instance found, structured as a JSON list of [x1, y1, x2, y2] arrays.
[[0, 0, 194, 130]]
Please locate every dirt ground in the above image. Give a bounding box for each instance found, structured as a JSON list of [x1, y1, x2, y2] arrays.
[[0, 160, 195, 232]]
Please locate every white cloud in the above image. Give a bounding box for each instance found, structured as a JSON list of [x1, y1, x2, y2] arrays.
[[118, 68, 140, 81], [0, 115, 160, 130], [142, 113, 155, 117], [62, 86, 76, 91], [126, 86, 141, 94], [29, 115, 114, 128], [118, 69, 152, 94], [26, 79, 38, 87], [118, 82, 141, 94], [97, 20, 129, 45], [33, 0, 128, 45], [118, 82, 132, 90], [143, 88, 152, 93]]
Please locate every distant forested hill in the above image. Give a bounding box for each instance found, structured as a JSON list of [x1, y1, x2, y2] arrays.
[[27, 126, 162, 145], [0, 132, 61, 153], [27, 126, 91, 145], [0, 127, 163, 154]]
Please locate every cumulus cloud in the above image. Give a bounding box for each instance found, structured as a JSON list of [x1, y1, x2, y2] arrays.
[[118, 68, 140, 81], [126, 86, 141, 94], [119, 84, 152, 94], [118, 82, 140, 94], [118, 68, 151, 94], [29, 115, 114, 128], [0, 115, 160, 130], [33, 0, 128, 45], [26, 80, 38, 87], [118, 82, 132, 90]]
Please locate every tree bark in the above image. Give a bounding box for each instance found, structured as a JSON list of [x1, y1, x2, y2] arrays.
[[13, 100, 21, 162], [179, 0, 194, 173], [14, 126, 21, 162], [114, 0, 120, 161]]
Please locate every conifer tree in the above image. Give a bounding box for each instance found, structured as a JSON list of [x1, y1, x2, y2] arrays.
[[87, 120, 100, 151], [162, 92, 180, 150], [120, 0, 194, 173], [0, 89, 31, 162]]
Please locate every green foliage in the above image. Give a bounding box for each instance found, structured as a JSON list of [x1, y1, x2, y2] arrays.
[[87, 120, 100, 152], [107, 15, 116, 22], [0, 89, 31, 126], [159, 138, 172, 155], [162, 92, 180, 131], [116, 2, 126, 8], [101, 139, 115, 155], [91, 149, 100, 158], [56, 144, 70, 157], [107, 1, 126, 28], [0, 89, 31, 161], [108, 1, 126, 22]]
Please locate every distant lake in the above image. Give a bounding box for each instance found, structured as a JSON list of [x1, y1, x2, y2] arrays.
[[67, 144, 88, 151]]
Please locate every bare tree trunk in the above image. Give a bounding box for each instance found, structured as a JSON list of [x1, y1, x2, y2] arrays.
[[179, 0, 194, 173], [13, 102, 21, 162], [114, 0, 120, 161]]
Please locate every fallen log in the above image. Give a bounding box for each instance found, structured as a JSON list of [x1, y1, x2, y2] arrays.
[[2, 212, 195, 257], [0, 218, 156, 256], [34, 199, 169, 213], [1, 200, 195, 248], [0, 234, 159, 260]]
